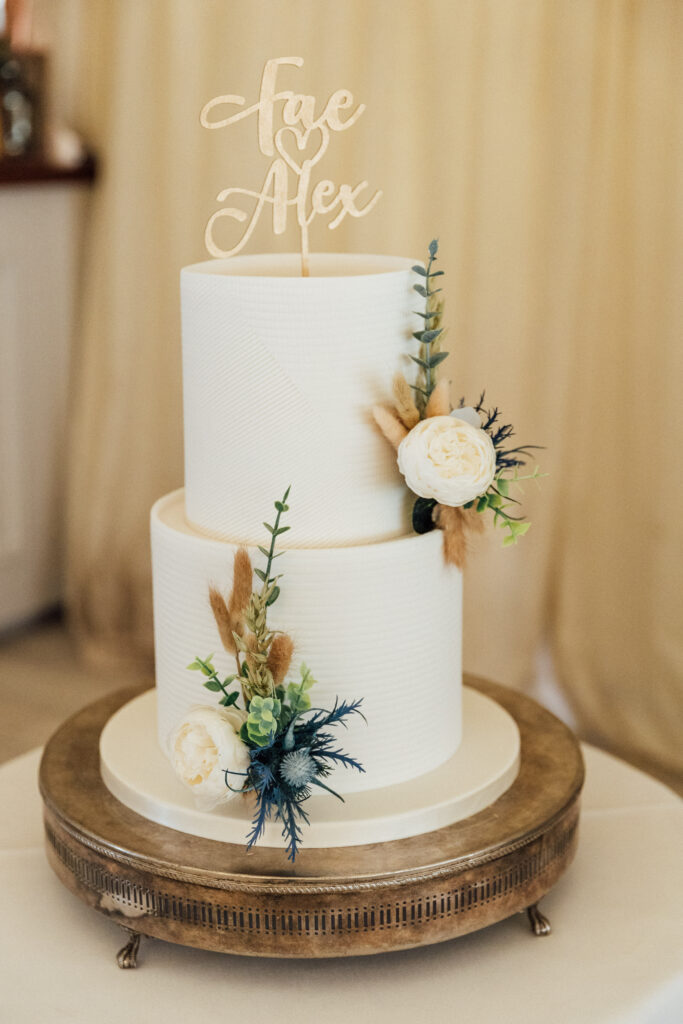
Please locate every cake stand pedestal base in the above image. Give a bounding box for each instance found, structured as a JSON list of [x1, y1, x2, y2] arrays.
[[39, 676, 583, 965]]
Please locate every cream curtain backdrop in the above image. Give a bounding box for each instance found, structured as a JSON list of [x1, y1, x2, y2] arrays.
[[35, 0, 683, 783]]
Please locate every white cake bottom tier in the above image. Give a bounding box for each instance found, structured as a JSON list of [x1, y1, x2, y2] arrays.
[[101, 688, 520, 849], [152, 490, 463, 795]]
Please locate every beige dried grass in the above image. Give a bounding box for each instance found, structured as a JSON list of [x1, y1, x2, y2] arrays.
[[228, 547, 253, 635], [392, 373, 420, 429], [208, 586, 237, 655], [425, 378, 451, 418], [267, 633, 294, 686], [434, 503, 484, 569], [372, 404, 408, 450]]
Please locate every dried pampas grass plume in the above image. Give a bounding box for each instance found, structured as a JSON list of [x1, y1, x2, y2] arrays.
[[392, 373, 420, 429], [209, 586, 237, 655], [228, 547, 253, 635], [425, 379, 451, 418], [433, 503, 484, 569], [372, 405, 408, 450], [267, 633, 294, 686]]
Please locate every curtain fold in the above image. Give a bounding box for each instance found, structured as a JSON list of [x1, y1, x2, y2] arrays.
[[35, 0, 683, 780]]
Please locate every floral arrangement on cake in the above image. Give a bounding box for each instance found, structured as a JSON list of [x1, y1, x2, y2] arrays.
[[373, 239, 543, 567], [170, 489, 364, 861]]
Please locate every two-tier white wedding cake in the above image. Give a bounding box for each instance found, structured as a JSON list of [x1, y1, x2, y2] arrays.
[[100, 249, 522, 855], [155, 252, 463, 791]]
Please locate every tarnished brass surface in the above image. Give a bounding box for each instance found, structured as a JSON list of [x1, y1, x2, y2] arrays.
[[40, 676, 583, 958]]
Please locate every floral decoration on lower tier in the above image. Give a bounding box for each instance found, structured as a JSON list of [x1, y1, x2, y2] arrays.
[[169, 489, 364, 861], [373, 239, 544, 568]]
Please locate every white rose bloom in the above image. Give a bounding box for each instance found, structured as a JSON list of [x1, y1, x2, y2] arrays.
[[397, 414, 497, 507], [170, 705, 250, 809]]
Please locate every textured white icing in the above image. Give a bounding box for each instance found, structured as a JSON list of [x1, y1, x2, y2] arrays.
[[181, 253, 420, 546], [152, 490, 462, 795]]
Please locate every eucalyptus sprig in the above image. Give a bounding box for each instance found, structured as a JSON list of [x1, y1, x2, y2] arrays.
[[411, 239, 449, 413]]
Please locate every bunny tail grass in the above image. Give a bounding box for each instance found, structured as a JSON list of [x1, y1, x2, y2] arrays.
[[372, 405, 408, 450], [425, 378, 451, 418], [392, 373, 420, 429]]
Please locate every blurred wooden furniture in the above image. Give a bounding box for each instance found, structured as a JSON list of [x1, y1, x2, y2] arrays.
[[0, 156, 94, 630]]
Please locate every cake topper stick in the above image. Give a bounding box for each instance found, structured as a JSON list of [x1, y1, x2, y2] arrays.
[[201, 57, 382, 276]]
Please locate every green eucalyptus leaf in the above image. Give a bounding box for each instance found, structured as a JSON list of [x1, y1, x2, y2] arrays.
[[413, 284, 428, 298], [428, 351, 449, 369], [412, 265, 427, 276], [254, 567, 267, 582], [203, 678, 223, 692], [421, 328, 443, 345], [428, 239, 438, 257], [266, 585, 280, 606]]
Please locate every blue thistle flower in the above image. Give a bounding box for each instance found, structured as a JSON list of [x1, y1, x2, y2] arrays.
[[280, 748, 316, 789]]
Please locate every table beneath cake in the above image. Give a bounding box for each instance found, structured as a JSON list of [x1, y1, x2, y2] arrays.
[[1, 744, 681, 1024]]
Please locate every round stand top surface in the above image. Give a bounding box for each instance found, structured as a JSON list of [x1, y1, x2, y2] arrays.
[[39, 677, 584, 890]]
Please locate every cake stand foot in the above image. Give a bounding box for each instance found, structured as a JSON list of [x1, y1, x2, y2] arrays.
[[526, 903, 551, 936], [116, 928, 142, 968]]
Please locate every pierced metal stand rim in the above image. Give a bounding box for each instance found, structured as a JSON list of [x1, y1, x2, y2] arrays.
[[40, 676, 582, 964]]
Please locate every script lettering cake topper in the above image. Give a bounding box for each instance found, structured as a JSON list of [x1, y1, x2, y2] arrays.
[[200, 56, 382, 275]]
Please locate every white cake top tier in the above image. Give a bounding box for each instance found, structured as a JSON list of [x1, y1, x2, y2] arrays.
[[181, 253, 420, 546]]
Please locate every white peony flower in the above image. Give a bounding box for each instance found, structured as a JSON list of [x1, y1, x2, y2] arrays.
[[397, 414, 497, 507], [170, 705, 250, 809]]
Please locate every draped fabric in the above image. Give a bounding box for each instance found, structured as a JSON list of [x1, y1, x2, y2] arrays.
[[35, 0, 683, 781]]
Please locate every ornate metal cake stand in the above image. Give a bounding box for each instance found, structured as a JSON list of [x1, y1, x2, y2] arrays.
[[39, 676, 583, 967]]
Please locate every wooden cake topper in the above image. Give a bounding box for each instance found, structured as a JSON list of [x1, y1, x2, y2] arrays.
[[201, 57, 382, 275]]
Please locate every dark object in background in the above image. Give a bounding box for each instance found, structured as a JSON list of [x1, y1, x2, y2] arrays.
[[0, 37, 46, 161]]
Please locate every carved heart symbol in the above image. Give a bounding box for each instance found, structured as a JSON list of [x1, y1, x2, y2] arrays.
[[275, 125, 329, 175]]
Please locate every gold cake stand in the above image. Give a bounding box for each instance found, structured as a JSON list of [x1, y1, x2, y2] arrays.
[[39, 676, 583, 967]]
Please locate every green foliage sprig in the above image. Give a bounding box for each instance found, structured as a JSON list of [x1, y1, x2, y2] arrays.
[[186, 654, 241, 707], [411, 239, 448, 413], [462, 393, 546, 545]]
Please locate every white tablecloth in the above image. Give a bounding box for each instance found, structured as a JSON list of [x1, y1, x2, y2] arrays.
[[0, 744, 681, 1024]]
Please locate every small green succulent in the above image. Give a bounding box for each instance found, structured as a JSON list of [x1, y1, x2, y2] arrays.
[[246, 695, 282, 747]]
